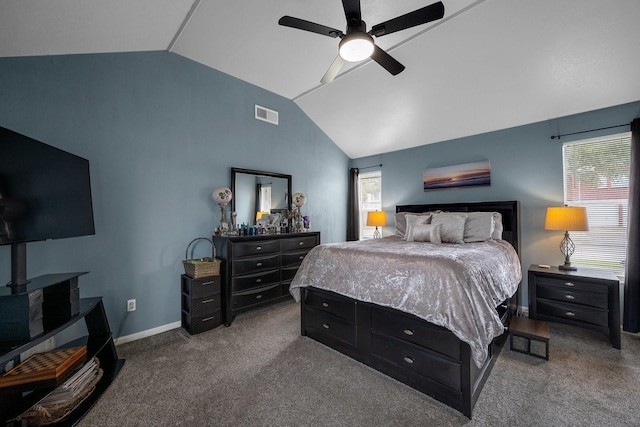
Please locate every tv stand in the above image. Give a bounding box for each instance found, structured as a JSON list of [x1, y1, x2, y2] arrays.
[[0, 274, 124, 424]]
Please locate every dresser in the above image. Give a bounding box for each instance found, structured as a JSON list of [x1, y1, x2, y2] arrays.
[[528, 264, 620, 348], [181, 274, 222, 334], [213, 232, 320, 326]]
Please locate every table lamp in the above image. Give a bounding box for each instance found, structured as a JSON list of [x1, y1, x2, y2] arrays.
[[544, 206, 589, 270], [367, 211, 387, 239]]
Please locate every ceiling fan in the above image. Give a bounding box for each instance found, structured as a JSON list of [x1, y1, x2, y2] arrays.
[[278, 1, 445, 84]]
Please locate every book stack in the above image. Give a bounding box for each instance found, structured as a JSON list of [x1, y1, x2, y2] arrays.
[[35, 357, 100, 407]]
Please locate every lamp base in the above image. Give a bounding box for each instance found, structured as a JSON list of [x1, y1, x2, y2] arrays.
[[558, 263, 577, 271], [373, 227, 381, 239]]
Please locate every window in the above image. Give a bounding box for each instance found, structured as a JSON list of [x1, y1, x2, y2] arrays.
[[358, 170, 382, 239], [562, 133, 631, 279]]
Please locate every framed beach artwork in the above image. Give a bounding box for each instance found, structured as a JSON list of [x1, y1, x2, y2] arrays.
[[423, 160, 491, 191]]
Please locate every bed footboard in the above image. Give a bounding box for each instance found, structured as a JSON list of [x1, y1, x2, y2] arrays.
[[301, 286, 509, 418]]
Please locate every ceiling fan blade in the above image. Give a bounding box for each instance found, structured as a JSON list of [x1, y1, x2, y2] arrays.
[[369, 1, 445, 37], [370, 45, 405, 76], [320, 56, 346, 84], [341, 0, 362, 25], [279, 16, 343, 38]]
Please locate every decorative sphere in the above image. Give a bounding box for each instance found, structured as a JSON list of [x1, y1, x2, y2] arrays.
[[212, 187, 233, 206], [292, 192, 306, 207]]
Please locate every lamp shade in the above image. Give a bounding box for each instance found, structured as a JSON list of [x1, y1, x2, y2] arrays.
[[366, 211, 387, 227], [256, 211, 269, 221], [544, 206, 589, 231], [212, 187, 232, 206]]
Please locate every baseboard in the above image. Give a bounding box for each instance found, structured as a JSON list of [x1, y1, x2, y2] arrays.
[[115, 321, 181, 346]]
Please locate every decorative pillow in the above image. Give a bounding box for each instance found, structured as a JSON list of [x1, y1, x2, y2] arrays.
[[491, 212, 503, 240], [395, 212, 432, 239], [463, 212, 496, 242], [406, 224, 442, 243], [430, 212, 467, 244]]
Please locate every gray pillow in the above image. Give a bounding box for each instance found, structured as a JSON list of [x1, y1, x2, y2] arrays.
[[463, 212, 495, 242], [395, 212, 432, 238], [405, 224, 442, 243], [430, 212, 467, 244]]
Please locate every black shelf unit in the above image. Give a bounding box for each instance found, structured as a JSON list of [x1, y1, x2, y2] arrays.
[[1, 286, 124, 425]]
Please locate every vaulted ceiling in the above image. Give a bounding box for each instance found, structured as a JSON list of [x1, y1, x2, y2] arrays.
[[1, 0, 639, 158]]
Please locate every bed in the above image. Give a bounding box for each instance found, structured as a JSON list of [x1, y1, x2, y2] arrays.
[[289, 200, 521, 418]]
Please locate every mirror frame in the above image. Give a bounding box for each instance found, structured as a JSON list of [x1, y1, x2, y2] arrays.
[[231, 167, 292, 226]]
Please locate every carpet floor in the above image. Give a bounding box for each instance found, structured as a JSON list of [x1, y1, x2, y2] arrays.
[[79, 301, 640, 426]]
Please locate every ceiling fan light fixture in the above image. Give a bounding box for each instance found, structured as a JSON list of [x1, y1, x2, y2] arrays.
[[338, 32, 374, 62]]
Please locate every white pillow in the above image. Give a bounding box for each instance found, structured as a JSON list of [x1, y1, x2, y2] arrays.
[[395, 212, 432, 239], [430, 212, 467, 244], [463, 212, 495, 242], [406, 224, 442, 243], [491, 212, 503, 240]]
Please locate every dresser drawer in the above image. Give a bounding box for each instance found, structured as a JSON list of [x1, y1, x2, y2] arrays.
[[232, 239, 280, 257], [534, 275, 606, 294], [281, 236, 318, 252], [181, 275, 221, 298], [537, 299, 608, 327], [232, 254, 280, 275], [304, 306, 356, 347], [370, 333, 461, 392], [233, 284, 281, 310], [182, 294, 221, 317], [281, 250, 309, 268], [304, 288, 356, 323], [371, 308, 460, 360], [281, 266, 299, 283], [537, 284, 607, 309], [232, 269, 281, 292]]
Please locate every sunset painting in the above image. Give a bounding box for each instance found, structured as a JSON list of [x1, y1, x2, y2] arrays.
[[423, 160, 491, 191]]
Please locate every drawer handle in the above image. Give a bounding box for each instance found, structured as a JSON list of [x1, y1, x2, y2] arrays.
[[403, 329, 414, 336], [256, 246, 262, 251], [564, 282, 575, 287], [565, 294, 575, 300], [403, 356, 414, 364], [323, 323, 330, 329], [202, 299, 215, 304], [202, 280, 216, 286], [299, 256, 305, 260], [256, 294, 263, 299], [322, 302, 329, 308], [256, 262, 263, 267], [565, 311, 576, 317], [256, 278, 262, 283], [299, 241, 304, 246], [202, 316, 215, 322]]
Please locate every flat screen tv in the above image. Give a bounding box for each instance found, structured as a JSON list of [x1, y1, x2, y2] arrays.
[[0, 126, 95, 287]]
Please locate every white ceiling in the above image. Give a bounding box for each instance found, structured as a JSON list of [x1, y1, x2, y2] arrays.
[[1, 0, 639, 159]]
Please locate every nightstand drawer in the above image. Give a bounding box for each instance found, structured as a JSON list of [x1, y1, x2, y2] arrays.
[[534, 275, 606, 294], [536, 284, 607, 309], [537, 299, 608, 327]]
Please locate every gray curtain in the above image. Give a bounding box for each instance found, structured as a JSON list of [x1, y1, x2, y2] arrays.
[[347, 168, 359, 241], [623, 118, 640, 332]]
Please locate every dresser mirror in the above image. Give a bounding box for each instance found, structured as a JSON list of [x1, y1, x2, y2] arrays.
[[231, 167, 292, 228]]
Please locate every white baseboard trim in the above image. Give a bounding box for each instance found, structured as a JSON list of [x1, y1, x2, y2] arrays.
[[115, 321, 182, 346]]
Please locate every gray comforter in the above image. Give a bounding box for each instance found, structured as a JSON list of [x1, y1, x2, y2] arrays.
[[290, 236, 522, 368]]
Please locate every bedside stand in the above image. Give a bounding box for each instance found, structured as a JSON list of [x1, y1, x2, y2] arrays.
[[528, 265, 620, 349]]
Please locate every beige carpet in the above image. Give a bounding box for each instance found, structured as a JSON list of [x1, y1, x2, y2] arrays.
[[80, 300, 640, 426]]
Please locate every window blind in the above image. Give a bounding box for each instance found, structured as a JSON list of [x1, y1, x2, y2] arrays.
[[563, 133, 631, 279]]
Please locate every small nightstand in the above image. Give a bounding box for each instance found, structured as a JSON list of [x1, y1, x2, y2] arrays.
[[528, 264, 620, 349]]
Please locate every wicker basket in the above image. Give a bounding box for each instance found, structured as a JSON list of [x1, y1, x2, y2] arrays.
[[182, 237, 220, 278], [17, 358, 103, 426]]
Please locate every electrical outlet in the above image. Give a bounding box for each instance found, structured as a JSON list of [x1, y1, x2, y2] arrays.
[[127, 299, 136, 312]]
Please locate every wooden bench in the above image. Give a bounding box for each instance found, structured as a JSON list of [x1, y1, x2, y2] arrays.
[[509, 317, 550, 360]]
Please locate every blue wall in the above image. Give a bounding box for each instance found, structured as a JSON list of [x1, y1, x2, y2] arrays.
[[352, 101, 640, 307], [0, 51, 348, 337]]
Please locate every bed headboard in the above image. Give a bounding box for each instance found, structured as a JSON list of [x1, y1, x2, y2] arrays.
[[395, 200, 521, 256]]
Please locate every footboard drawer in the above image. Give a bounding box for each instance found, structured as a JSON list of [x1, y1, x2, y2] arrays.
[[371, 308, 461, 360], [371, 332, 461, 392], [304, 288, 355, 322], [304, 306, 356, 347]]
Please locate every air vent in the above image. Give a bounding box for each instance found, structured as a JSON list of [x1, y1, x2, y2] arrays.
[[255, 105, 279, 125]]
